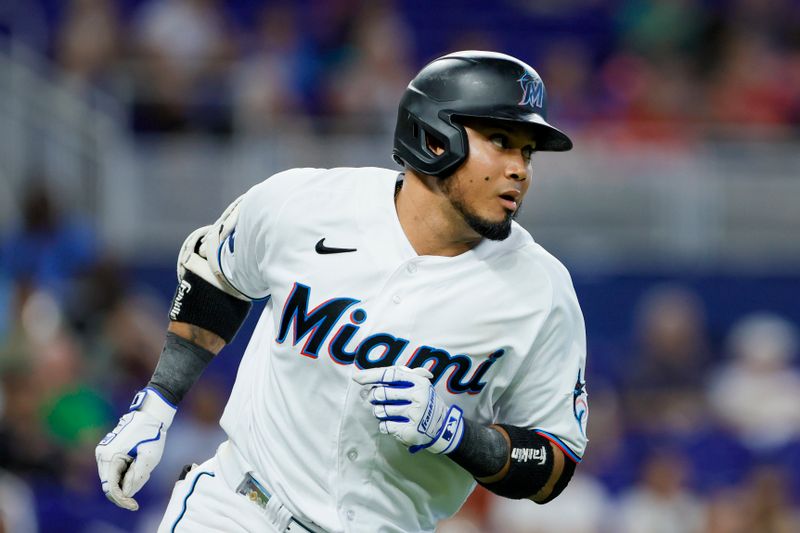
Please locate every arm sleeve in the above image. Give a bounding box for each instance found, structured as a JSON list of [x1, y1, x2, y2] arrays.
[[495, 263, 589, 463]]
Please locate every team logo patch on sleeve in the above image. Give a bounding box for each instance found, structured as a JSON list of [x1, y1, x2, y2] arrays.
[[573, 369, 588, 437]]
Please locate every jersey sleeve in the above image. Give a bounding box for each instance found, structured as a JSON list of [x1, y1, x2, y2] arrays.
[[216, 169, 305, 300], [495, 262, 588, 462]]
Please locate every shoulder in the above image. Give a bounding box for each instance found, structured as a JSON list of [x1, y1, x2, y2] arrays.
[[522, 243, 576, 298], [496, 225, 581, 317], [239, 166, 396, 215], [252, 166, 397, 195]]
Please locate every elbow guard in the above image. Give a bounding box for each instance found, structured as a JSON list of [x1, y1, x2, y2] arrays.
[[177, 193, 249, 301], [477, 425, 576, 501], [171, 195, 253, 343]]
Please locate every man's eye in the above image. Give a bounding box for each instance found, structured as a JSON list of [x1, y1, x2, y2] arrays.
[[490, 134, 508, 148], [522, 146, 535, 160]]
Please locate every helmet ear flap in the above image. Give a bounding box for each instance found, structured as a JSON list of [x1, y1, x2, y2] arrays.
[[393, 106, 468, 177], [397, 112, 441, 167]]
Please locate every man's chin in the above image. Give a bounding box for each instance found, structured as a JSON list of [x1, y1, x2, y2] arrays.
[[444, 187, 517, 241], [464, 213, 513, 241]]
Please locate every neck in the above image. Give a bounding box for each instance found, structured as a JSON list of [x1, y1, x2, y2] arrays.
[[395, 171, 481, 257]]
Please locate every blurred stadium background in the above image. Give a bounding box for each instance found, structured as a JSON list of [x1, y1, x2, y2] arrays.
[[2, 0, 800, 531]]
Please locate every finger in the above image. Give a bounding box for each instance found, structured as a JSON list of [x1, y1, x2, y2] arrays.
[[105, 456, 139, 511], [407, 366, 434, 380], [106, 484, 139, 511], [370, 385, 388, 403], [122, 458, 151, 498], [355, 366, 427, 388], [372, 402, 388, 420], [380, 420, 406, 436], [383, 365, 433, 382], [372, 403, 410, 421], [380, 366, 430, 387], [369, 386, 412, 405], [369, 375, 417, 389], [352, 367, 390, 386], [104, 454, 127, 490]]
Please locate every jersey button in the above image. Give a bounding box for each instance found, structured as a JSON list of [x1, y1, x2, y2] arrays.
[[406, 263, 417, 274], [347, 449, 358, 461], [392, 294, 401, 304], [359, 388, 369, 400], [346, 510, 356, 521]]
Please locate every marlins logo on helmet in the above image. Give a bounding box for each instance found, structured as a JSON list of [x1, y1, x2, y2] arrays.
[[517, 71, 544, 108]]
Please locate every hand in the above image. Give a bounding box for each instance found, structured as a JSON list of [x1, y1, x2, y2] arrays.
[[353, 365, 464, 454], [95, 388, 176, 510]]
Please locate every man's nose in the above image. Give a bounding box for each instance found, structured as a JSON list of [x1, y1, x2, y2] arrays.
[[506, 152, 529, 181]]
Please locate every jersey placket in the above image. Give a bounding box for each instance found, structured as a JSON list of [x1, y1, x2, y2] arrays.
[[333, 257, 424, 531]]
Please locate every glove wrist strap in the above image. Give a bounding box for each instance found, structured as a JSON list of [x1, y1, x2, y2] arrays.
[[415, 405, 465, 455], [130, 387, 177, 428]]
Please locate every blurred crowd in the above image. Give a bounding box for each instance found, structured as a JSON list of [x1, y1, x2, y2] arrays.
[[2, 0, 800, 140], [3, 0, 800, 532], [0, 183, 231, 531]]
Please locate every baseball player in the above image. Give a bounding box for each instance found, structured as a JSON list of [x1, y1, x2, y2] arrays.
[[96, 51, 588, 532]]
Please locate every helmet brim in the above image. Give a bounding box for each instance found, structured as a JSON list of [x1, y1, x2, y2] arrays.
[[448, 109, 573, 152]]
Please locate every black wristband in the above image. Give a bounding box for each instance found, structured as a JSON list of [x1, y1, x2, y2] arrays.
[[448, 419, 509, 478], [148, 332, 216, 405], [169, 270, 251, 343]]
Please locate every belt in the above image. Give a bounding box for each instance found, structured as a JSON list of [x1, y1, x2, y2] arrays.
[[235, 472, 317, 533]]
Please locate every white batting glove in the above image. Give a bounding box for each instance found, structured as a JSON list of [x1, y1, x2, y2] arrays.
[[353, 366, 465, 454], [95, 387, 176, 510]]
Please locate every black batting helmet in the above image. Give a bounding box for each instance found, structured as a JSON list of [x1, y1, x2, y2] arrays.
[[392, 50, 573, 178]]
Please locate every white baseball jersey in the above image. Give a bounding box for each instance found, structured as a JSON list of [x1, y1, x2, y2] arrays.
[[215, 167, 588, 532]]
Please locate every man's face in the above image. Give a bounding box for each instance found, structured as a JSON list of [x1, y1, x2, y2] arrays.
[[440, 119, 536, 241]]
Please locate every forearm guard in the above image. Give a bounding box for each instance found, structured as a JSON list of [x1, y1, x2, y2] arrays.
[[148, 332, 216, 405]]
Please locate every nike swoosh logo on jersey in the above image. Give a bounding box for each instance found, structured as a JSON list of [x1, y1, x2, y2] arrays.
[[315, 238, 357, 254]]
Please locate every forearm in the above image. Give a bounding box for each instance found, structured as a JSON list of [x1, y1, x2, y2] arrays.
[[147, 326, 222, 405], [153, 251, 251, 403], [448, 420, 573, 503], [168, 321, 226, 354], [448, 420, 508, 480]]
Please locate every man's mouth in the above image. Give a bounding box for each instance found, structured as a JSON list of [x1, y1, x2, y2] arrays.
[[498, 192, 519, 211]]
